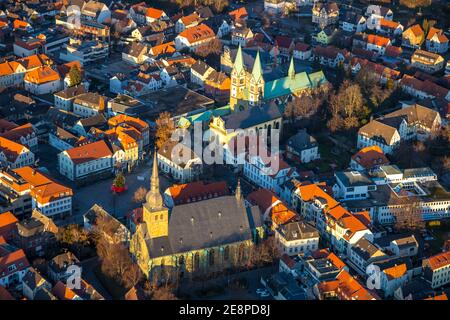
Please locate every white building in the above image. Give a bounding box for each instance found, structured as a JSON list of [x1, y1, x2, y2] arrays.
[[0, 137, 35, 169], [423, 251, 450, 289], [58, 140, 113, 182], [157, 140, 202, 183], [275, 220, 319, 256], [23, 66, 62, 95], [60, 39, 109, 66], [333, 170, 377, 201]]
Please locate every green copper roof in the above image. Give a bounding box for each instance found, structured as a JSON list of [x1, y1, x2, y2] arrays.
[[177, 106, 232, 127], [263, 71, 325, 100], [251, 50, 263, 82], [308, 71, 327, 87], [233, 44, 245, 74]]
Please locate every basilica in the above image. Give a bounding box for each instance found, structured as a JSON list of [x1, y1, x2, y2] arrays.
[[229, 45, 327, 111]]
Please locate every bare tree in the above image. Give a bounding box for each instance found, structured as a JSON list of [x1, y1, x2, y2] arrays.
[[155, 112, 175, 150], [133, 187, 148, 204]]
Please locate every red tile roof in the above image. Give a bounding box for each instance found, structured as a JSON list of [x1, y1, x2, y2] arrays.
[[167, 181, 229, 205], [426, 250, 450, 271], [178, 24, 215, 44], [65, 140, 113, 165]]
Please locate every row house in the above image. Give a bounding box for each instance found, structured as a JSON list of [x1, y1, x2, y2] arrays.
[[375, 19, 403, 37], [108, 114, 150, 148], [349, 57, 401, 85], [0, 136, 35, 169], [53, 85, 87, 112], [400, 75, 450, 102], [0, 241, 30, 289], [0, 123, 38, 152], [317, 269, 378, 300], [313, 46, 349, 68], [0, 54, 53, 89], [190, 60, 215, 87]]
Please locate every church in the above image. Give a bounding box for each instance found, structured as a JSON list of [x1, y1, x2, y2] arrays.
[[130, 152, 264, 280], [229, 44, 328, 111]]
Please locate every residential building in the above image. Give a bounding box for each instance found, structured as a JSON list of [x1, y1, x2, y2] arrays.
[[0, 242, 30, 288], [60, 39, 109, 66], [13, 209, 59, 257], [402, 24, 425, 48], [24, 66, 62, 95], [410, 49, 445, 74], [275, 220, 319, 256], [73, 92, 108, 118], [285, 129, 320, 164], [0, 211, 18, 241], [312, 1, 339, 28], [47, 251, 81, 283], [157, 140, 202, 183], [426, 27, 449, 54], [423, 251, 450, 289], [174, 24, 216, 51], [350, 146, 390, 172], [58, 140, 114, 182], [0, 136, 35, 169]]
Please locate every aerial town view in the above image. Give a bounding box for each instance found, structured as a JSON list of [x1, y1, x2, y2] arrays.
[[0, 0, 449, 308]]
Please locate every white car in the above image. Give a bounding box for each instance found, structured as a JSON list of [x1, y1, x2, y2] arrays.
[[259, 291, 270, 298]]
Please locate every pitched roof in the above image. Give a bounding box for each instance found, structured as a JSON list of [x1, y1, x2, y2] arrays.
[[167, 181, 229, 205], [146, 7, 164, 19], [24, 66, 60, 84], [0, 211, 18, 229], [351, 145, 389, 170], [425, 250, 450, 271], [52, 281, 78, 300], [65, 140, 113, 165], [0, 136, 28, 163], [383, 263, 407, 280], [367, 34, 390, 47], [178, 24, 215, 44]]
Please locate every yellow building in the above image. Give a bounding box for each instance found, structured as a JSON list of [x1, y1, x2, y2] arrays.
[[130, 152, 264, 280], [229, 45, 327, 111]]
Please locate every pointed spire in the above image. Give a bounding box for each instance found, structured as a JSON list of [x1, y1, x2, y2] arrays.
[[233, 44, 245, 74], [252, 50, 263, 82], [288, 56, 295, 79], [235, 178, 242, 202], [150, 149, 159, 192], [145, 149, 163, 209]]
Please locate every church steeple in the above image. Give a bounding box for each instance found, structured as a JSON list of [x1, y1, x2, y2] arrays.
[[251, 50, 263, 83], [143, 149, 169, 239], [288, 56, 296, 79], [235, 178, 242, 202], [234, 44, 245, 74], [145, 150, 164, 209]]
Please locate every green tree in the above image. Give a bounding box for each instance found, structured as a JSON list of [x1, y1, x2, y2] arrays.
[[68, 64, 82, 87]]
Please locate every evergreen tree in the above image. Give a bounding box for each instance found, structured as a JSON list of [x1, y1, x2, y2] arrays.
[[68, 64, 82, 87]]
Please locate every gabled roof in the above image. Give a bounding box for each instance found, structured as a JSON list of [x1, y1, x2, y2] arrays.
[[65, 140, 112, 164]]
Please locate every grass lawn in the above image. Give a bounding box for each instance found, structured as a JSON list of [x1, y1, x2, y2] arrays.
[[93, 265, 128, 300]]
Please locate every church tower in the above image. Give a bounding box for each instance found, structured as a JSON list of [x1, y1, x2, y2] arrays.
[[230, 44, 247, 111], [249, 50, 264, 106], [143, 151, 169, 239], [288, 56, 296, 80]]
